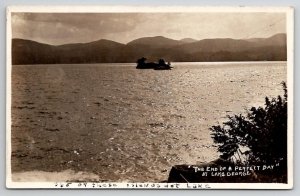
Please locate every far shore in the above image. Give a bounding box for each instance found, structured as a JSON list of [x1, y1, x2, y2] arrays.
[[11, 61, 287, 66]]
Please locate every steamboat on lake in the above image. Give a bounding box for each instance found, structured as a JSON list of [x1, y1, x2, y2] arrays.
[[136, 57, 173, 70]]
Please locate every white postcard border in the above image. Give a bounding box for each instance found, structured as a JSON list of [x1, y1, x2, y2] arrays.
[[6, 5, 294, 189]]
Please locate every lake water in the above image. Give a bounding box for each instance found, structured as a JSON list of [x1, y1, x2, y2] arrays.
[[11, 62, 287, 182]]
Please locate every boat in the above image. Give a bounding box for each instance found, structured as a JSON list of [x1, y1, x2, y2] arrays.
[[136, 57, 172, 70]]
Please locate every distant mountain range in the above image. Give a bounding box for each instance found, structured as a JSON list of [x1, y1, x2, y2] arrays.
[[11, 33, 286, 65]]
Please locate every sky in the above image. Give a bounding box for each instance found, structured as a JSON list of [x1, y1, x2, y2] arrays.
[[11, 12, 286, 45]]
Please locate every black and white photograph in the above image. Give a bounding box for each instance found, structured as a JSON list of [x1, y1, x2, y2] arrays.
[[6, 6, 294, 189]]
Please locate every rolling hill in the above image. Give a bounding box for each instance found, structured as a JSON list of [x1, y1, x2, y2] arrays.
[[12, 33, 287, 65]]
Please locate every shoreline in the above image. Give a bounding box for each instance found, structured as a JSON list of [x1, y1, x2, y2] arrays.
[[11, 61, 287, 66]]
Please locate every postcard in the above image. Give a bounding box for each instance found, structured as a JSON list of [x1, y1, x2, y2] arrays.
[[6, 6, 294, 189]]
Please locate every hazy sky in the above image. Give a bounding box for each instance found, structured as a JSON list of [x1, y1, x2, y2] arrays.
[[11, 12, 286, 45]]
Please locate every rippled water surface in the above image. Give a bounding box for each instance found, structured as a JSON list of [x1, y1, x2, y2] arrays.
[[11, 62, 287, 182]]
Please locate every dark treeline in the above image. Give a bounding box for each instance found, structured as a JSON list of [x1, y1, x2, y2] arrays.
[[12, 33, 287, 65]]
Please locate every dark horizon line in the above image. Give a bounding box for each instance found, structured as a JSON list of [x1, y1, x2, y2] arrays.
[[12, 60, 287, 66], [11, 32, 287, 47]]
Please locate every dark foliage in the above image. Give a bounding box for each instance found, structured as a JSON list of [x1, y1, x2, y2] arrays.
[[210, 82, 287, 168]]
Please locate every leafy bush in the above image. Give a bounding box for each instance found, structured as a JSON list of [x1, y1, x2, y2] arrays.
[[210, 82, 287, 168]]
